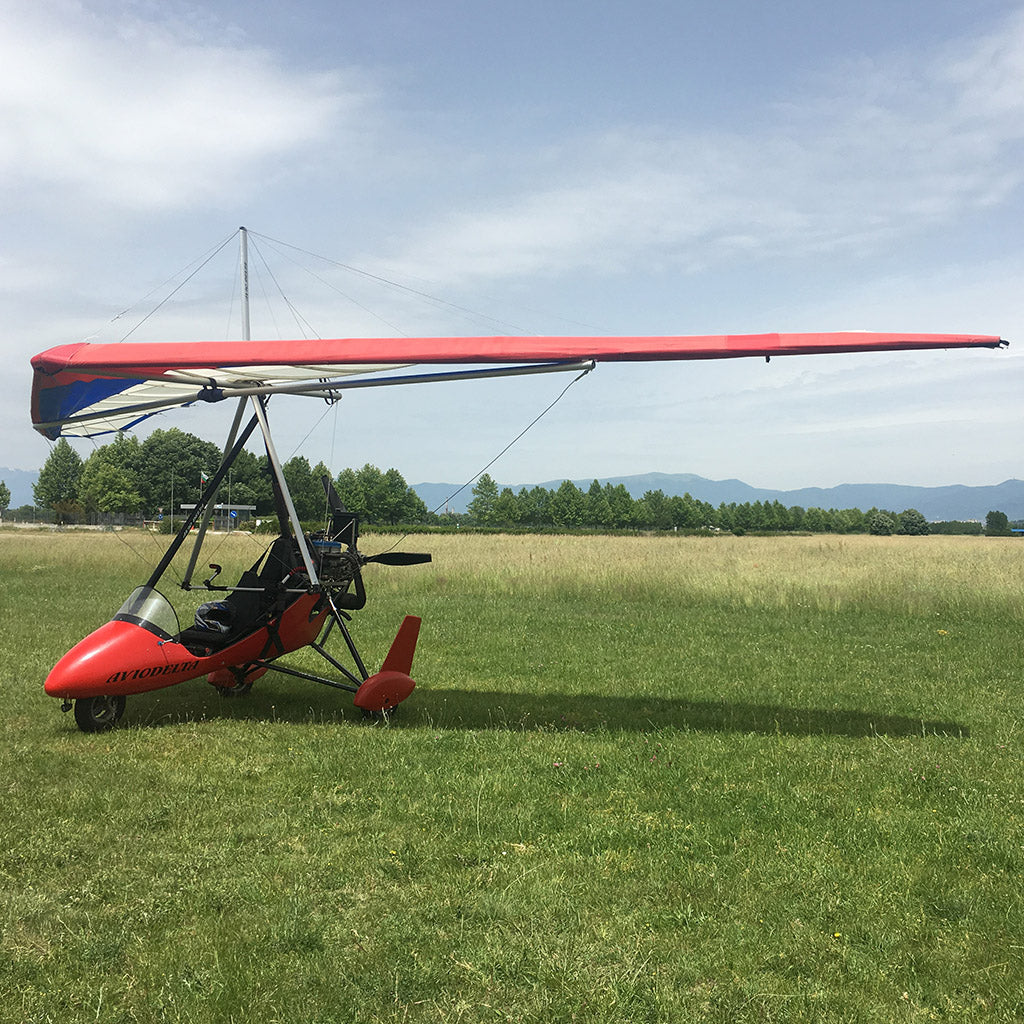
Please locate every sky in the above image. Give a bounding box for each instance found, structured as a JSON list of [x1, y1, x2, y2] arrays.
[[2, 0, 1022, 493]]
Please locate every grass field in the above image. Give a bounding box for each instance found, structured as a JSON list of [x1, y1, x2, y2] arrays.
[[2, 529, 1023, 1022]]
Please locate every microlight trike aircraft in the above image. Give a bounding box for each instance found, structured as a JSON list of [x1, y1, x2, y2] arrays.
[[29, 229, 1007, 731]]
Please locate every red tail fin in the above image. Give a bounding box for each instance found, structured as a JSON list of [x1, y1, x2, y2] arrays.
[[353, 616, 421, 712], [380, 615, 421, 675]]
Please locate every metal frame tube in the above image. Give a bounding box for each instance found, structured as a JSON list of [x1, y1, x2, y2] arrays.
[[251, 395, 319, 587], [182, 396, 250, 588]]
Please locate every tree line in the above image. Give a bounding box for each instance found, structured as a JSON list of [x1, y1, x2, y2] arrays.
[[7, 433, 1018, 537], [463, 474, 1020, 536], [24, 431, 427, 527], [464, 473, 943, 534]]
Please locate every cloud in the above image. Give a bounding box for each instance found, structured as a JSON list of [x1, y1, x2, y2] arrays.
[[0, 0, 369, 211], [375, 8, 1024, 287]]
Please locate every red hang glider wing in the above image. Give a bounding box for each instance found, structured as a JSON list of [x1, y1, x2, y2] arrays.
[[31, 332, 1006, 439]]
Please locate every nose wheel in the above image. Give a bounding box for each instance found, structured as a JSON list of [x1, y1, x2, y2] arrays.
[[73, 695, 126, 732]]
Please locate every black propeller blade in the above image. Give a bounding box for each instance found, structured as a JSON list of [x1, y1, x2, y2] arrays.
[[364, 552, 432, 566]]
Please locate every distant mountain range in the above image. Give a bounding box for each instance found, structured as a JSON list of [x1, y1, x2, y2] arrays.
[[411, 472, 1024, 522], [0, 468, 39, 509], [3, 466, 1021, 522]]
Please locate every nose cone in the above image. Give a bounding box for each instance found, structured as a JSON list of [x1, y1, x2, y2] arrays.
[[45, 620, 175, 699]]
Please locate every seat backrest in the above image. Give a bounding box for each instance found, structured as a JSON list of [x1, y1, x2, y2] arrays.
[[258, 536, 299, 587]]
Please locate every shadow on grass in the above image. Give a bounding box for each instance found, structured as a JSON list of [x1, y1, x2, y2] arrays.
[[413, 689, 969, 738], [120, 680, 969, 739]]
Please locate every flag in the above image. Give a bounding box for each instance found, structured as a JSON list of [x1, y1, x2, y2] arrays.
[[200, 471, 209, 484]]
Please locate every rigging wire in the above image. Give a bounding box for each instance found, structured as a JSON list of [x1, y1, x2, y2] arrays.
[[324, 398, 341, 527], [251, 230, 615, 336], [248, 234, 321, 339], [433, 364, 593, 512], [286, 399, 341, 463], [74, 434, 169, 569], [54, 227, 598, 573], [114, 231, 238, 343], [224, 251, 240, 341], [251, 231, 533, 337], [379, 362, 593, 554], [246, 253, 283, 340], [250, 232, 411, 337], [93, 524, 162, 572]]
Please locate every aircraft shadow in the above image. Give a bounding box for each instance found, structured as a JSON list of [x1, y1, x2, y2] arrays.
[[123, 683, 969, 739], [400, 689, 967, 738]]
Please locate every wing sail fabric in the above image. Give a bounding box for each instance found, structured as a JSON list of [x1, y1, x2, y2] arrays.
[[31, 332, 1006, 439]]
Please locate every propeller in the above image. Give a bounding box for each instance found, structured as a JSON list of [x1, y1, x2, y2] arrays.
[[363, 552, 432, 566], [318, 476, 430, 568]]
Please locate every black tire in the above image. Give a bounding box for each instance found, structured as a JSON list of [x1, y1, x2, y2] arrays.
[[73, 695, 126, 732]]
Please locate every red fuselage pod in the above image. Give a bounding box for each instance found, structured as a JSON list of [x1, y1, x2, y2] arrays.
[[44, 586, 328, 700]]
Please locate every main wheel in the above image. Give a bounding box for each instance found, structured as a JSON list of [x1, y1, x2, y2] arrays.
[[73, 695, 126, 732]]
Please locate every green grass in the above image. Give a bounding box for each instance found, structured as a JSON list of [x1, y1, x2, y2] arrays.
[[2, 530, 1023, 1022]]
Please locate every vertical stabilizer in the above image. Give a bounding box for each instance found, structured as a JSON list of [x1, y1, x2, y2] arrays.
[[380, 616, 421, 674], [353, 616, 421, 711]]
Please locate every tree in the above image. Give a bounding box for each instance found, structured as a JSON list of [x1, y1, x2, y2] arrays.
[[549, 479, 585, 528], [332, 465, 427, 524], [583, 480, 611, 529], [604, 483, 634, 529], [34, 438, 83, 523], [512, 487, 542, 526], [282, 456, 325, 522], [492, 487, 521, 527], [334, 467, 365, 515], [869, 511, 895, 536], [525, 486, 551, 526], [376, 468, 428, 524], [356, 464, 388, 522], [0, 480, 9, 520], [731, 501, 756, 533], [222, 449, 273, 517], [81, 461, 143, 515], [638, 489, 672, 530], [467, 473, 499, 525], [765, 500, 791, 532], [138, 428, 223, 515], [802, 506, 825, 532], [78, 439, 140, 516], [985, 510, 1011, 536], [834, 508, 865, 534], [670, 492, 701, 529], [929, 520, 984, 536], [78, 433, 143, 516], [896, 508, 929, 536]]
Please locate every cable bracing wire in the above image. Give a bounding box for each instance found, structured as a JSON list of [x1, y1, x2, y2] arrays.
[[250, 231, 532, 337], [380, 363, 593, 554], [115, 231, 238, 342]]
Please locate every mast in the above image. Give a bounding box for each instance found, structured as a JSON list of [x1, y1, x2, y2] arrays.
[[239, 225, 319, 584], [239, 225, 251, 343], [181, 227, 255, 586], [178, 225, 319, 590]]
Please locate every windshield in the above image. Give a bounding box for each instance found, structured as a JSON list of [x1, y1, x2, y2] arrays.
[[114, 586, 181, 639]]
